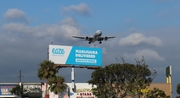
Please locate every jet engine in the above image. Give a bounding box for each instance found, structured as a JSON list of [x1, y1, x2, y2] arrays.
[[85, 37, 89, 40], [104, 37, 108, 41]]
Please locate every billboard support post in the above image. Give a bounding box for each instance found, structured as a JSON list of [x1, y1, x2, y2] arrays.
[[71, 66, 75, 92]]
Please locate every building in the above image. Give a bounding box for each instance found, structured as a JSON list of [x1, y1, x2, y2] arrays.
[[0, 82, 172, 98], [0, 82, 41, 98]]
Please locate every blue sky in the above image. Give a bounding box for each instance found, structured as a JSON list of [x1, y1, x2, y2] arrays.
[[1, 0, 180, 97]]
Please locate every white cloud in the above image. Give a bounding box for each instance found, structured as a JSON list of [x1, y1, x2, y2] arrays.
[[61, 17, 79, 27], [119, 33, 162, 47], [62, 3, 91, 16], [2, 23, 31, 33], [0, 16, 82, 79], [123, 49, 165, 61], [4, 8, 29, 23], [1, 17, 80, 39]]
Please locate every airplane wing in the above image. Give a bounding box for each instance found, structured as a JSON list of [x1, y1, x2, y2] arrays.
[[72, 36, 85, 39], [98, 36, 116, 41], [72, 36, 93, 41]]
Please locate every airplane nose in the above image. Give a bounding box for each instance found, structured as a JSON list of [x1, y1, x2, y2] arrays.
[[96, 30, 102, 35]]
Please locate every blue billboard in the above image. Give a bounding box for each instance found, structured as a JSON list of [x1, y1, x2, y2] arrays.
[[0, 84, 16, 95], [49, 45, 102, 67]]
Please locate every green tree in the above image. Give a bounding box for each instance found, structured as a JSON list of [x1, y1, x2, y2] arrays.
[[37, 60, 58, 96], [10, 85, 23, 96], [48, 76, 67, 93], [127, 59, 154, 97], [147, 87, 170, 98], [176, 83, 180, 98], [88, 61, 155, 98]]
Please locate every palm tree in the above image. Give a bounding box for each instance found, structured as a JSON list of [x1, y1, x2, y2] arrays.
[[48, 76, 67, 94], [37, 60, 58, 97]]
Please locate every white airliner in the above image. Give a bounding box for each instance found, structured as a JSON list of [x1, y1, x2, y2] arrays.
[[72, 30, 116, 44]]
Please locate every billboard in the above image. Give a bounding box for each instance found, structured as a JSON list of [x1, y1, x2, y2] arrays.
[[49, 45, 102, 67], [0, 84, 16, 95]]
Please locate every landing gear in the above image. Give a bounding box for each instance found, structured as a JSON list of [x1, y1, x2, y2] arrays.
[[99, 41, 102, 44]]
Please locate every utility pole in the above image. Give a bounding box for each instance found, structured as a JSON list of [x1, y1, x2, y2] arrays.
[[18, 70, 22, 83], [17, 70, 23, 86], [18, 70, 23, 98]]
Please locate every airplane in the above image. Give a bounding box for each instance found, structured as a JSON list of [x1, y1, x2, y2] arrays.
[[72, 30, 116, 44]]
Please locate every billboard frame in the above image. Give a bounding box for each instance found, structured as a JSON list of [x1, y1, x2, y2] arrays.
[[48, 45, 102, 69]]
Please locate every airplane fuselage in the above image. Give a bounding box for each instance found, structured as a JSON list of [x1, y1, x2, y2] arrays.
[[72, 30, 115, 44], [92, 30, 102, 42]]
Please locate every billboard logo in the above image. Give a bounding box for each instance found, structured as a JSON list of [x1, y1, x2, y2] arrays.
[[52, 48, 65, 55]]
